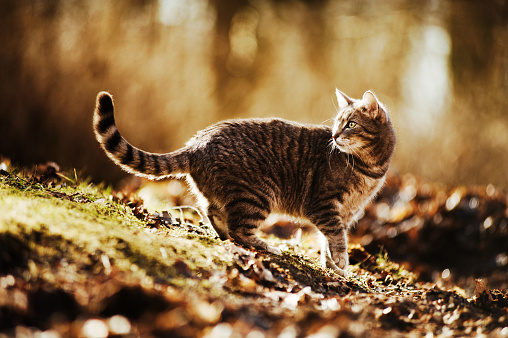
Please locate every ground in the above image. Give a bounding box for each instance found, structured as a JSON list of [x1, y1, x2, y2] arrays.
[[0, 160, 507, 337]]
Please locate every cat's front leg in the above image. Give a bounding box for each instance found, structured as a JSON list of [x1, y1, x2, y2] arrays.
[[315, 231, 347, 275], [308, 210, 349, 275], [327, 229, 349, 270], [207, 204, 230, 240], [320, 227, 349, 277]]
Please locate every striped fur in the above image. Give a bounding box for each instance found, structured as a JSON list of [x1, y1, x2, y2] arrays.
[[93, 90, 396, 275], [93, 92, 190, 179]]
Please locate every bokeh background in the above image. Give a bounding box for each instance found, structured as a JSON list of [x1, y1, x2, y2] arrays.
[[1, 0, 507, 187]]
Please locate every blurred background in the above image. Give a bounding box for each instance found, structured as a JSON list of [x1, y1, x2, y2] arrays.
[[1, 0, 507, 188]]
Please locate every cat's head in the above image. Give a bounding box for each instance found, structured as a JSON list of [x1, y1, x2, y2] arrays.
[[331, 89, 395, 156]]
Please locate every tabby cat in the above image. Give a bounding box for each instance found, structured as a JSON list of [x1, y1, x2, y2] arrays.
[[93, 89, 396, 275]]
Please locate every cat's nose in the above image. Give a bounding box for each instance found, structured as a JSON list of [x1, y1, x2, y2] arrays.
[[332, 132, 341, 140]]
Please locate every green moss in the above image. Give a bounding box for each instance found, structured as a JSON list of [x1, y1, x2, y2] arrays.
[[0, 170, 234, 292], [374, 250, 415, 284]]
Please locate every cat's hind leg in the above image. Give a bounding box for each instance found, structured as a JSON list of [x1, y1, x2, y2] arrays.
[[207, 204, 230, 240], [231, 226, 282, 255], [224, 199, 281, 255]]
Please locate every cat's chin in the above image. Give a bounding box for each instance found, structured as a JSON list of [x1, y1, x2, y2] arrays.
[[333, 141, 348, 153]]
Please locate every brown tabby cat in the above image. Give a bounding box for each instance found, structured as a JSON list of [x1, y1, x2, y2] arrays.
[[93, 89, 396, 275]]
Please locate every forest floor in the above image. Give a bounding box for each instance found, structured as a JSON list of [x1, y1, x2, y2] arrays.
[[0, 159, 507, 337]]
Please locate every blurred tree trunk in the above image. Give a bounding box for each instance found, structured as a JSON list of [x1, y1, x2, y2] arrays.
[[210, 0, 250, 117], [0, 0, 61, 166], [448, 0, 508, 99], [446, 0, 508, 184], [209, 0, 329, 118]]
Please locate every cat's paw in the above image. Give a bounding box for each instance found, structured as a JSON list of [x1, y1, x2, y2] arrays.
[[333, 251, 349, 270], [266, 245, 282, 255], [326, 260, 348, 277]]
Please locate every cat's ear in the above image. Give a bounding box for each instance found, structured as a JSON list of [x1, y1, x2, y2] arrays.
[[362, 91, 386, 123], [335, 89, 353, 110]]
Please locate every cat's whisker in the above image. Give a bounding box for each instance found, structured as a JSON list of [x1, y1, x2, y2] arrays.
[[343, 141, 357, 170], [327, 139, 342, 170], [343, 147, 351, 170], [326, 139, 334, 154], [329, 137, 354, 170], [349, 144, 361, 159], [326, 140, 333, 169], [328, 138, 342, 154]]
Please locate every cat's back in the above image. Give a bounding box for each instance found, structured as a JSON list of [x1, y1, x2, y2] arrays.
[[186, 117, 333, 189], [188, 117, 331, 150]]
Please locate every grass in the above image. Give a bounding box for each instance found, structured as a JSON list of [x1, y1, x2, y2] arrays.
[[0, 167, 232, 292]]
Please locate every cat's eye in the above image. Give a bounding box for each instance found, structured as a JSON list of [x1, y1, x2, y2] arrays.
[[347, 121, 357, 128]]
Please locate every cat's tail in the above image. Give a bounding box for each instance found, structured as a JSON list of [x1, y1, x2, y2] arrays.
[[93, 91, 191, 179]]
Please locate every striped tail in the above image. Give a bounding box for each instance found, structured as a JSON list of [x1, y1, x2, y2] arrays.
[[93, 91, 190, 179]]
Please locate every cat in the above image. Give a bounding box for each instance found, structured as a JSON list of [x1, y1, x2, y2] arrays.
[[93, 89, 396, 275]]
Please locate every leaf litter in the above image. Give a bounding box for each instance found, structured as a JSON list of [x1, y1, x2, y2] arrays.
[[0, 160, 507, 337]]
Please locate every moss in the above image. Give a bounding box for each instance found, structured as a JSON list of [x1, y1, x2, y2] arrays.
[[0, 170, 234, 293], [373, 250, 416, 284]]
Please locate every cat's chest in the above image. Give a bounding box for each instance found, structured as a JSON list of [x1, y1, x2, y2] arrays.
[[339, 175, 385, 225]]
